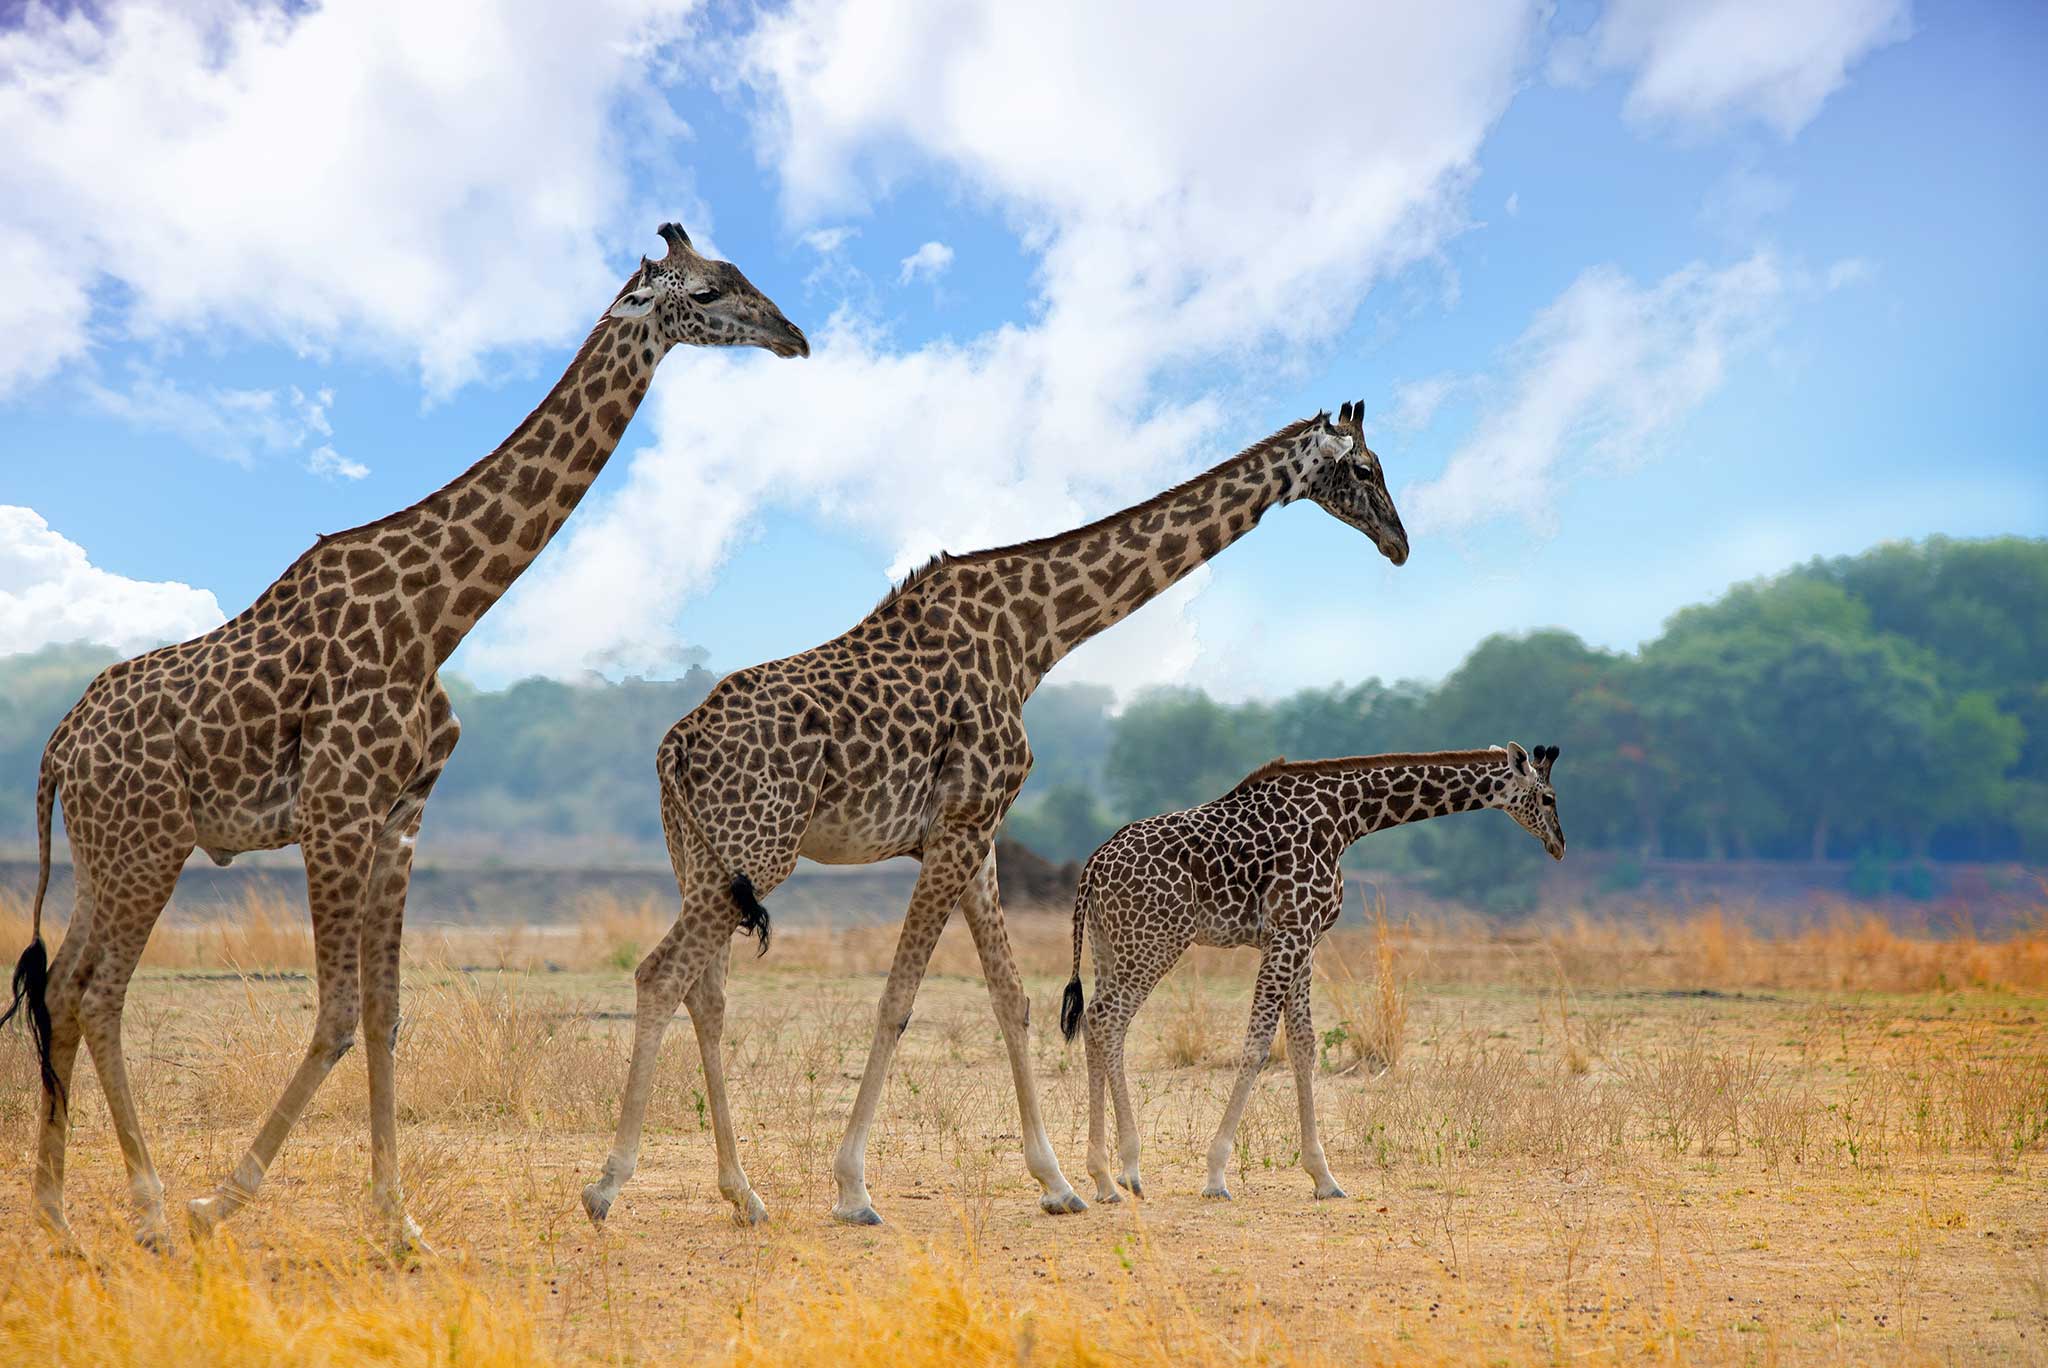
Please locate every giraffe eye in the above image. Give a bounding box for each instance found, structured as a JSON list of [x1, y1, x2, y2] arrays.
[[1541, 793, 1555, 806], [689, 288, 723, 305]]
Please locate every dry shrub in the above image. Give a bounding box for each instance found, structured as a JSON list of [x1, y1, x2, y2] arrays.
[[1154, 978, 1222, 1068], [1315, 892, 1407, 1074], [1614, 1022, 1770, 1156], [1949, 1054, 2048, 1169]]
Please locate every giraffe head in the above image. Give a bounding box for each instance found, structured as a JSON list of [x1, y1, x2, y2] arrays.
[[607, 223, 810, 358], [1491, 742, 1565, 860], [1300, 401, 1409, 565]]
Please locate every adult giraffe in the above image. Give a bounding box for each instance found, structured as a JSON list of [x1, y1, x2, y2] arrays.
[[3, 223, 807, 1254], [580, 400, 1409, 1229]]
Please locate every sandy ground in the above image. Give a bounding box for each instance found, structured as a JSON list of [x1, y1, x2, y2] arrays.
[[2, 917, 2044, 1364]]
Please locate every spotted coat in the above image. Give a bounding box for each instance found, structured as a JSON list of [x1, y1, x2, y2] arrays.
[[1061, 744, 1564, 1203], [4, 224, 806, 1254], [580, 400, 1412, 1229]]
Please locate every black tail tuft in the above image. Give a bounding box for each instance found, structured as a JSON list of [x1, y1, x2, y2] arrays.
[[731, 874, 772, 957], [3, 938, 60, 1109], [1060, 977, 1085, 1043]]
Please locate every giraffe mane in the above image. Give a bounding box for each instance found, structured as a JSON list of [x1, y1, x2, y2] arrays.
[[874, 552, 955, 609], [873, 415, 1327, 611], [1226, 749, 1506, 796]]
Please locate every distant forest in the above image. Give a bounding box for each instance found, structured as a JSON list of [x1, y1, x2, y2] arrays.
[[3, 538, 2042, 909]]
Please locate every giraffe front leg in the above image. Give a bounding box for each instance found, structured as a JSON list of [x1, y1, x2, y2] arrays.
[[959, 853, 1084, 1216], [1204, 944, 1294, 1200], [361, 706, 454, 1260], [831, 834, 983, 1225], [361, 838, 425, 1257], [1285, 966, 1343, 1199]]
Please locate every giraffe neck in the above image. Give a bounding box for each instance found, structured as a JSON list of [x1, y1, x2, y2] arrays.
[[1344, 756, 1506, 844], [962, 420, 1316, 691], [340, 314, 665, 662]]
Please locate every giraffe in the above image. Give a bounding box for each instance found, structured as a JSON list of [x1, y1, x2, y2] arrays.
[[579, 399, 1411, 1229], [1060, 743, 1564, 1204], [1, 223, 807, 1255]]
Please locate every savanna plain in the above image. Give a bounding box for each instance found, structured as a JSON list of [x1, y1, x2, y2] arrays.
[[1, 890, 2045, 1366]]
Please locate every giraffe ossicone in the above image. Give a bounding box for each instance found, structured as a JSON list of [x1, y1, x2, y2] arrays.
[[1061, 743, 1564, 1205], [1, 222, 806, 1254], [579, 399, 1410, 1230]]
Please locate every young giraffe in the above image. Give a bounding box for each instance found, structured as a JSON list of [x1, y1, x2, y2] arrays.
[[1, 223, 807, 1254], [580, 400, 1410, 1229], [1060, 743, 1564, 1204]]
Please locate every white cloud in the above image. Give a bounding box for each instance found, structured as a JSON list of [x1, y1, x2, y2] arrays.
[[1403, 253, 1784, 536], [0, 0, 702, 396], [474, 0, 1545, 691], [81, 370, 348, 472], [1504, 191, 1520, 217], [1383, 374, 1463, 433], [895, 240, 954, 286], [0, 505, 224, 655], [802, 225, 858, 254], [1555, 0, 1911, 137], [306, 445, 369, 481]]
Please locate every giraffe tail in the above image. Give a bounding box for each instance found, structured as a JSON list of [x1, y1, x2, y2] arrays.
[[663, 734, 772, 957], [1060, 860, 1092, 1043], [3, 747, 61, 1105]]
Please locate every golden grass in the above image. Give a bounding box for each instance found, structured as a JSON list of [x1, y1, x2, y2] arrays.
[[2, 882, 2047, 1364]]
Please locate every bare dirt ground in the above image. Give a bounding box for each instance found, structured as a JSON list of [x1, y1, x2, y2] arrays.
[[1, 900, 2044, 1364]]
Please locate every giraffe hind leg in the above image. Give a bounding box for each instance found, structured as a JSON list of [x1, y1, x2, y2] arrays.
[[68, 828, 189, 1251]]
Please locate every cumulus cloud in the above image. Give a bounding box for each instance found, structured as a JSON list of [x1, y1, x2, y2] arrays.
[[0, 505, 224, 655], [1555, 0, 1910, 137], [472, 0, 1545, 688], [0, 0, 702, 396], [1402, 253, 1785, 536], [895, 240, 954, 286]]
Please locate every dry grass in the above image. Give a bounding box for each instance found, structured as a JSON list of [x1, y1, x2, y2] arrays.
[[1316, 891, 1408, 1074], [2, 884, 2047, 1364]]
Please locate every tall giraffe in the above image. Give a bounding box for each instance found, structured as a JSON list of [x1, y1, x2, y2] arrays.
[[1060, 743, 1564, 1205], [579, 399, 1410, 1229], [2, 223, 807, 1254]]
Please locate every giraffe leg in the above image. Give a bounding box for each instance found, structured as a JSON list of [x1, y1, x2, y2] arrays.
[[831, 831, 987, 1225], [957, 855, 1083, 1216], [682, 942, 767, 1225], [1089, 922, 1185, 1203], [29, 872, 94, 1248], [583, 809, 751, 1228], [72, 836, 188, 1251], [1285, 966, 1344, 1199], [1203, 942, 1296, 1200], [361, 702, 455, 1258], [189, 821, 373, 1238], [1082, 993, 1117, 1203]]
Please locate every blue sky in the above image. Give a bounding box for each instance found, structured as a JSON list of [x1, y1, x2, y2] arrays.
[[2, 0, 2042, 700]]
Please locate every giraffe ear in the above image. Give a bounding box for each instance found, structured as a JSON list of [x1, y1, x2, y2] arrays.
[[1505, 742, 1530, 776], [609, 286, 658, 320]]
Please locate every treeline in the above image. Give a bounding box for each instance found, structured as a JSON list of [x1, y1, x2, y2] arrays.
[[1008, 537, 2047, 905], [3, 539, 2042, 906]]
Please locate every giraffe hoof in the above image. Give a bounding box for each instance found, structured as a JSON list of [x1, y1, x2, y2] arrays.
[[581, 1185, 614, 1228], [186, 1196, 228, 1241], [135, 1227, 174, 1257], [1117, 1176, 1145, 1200], [1040, 1191, 1088, 1217], [732, 1193, 770, 1227], [1201, 1184, 1233, 1201], [1095, 1187, 1122, 1205], [833, 1204, 884, 1227], [1314, 1184, 1348, 1201]]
